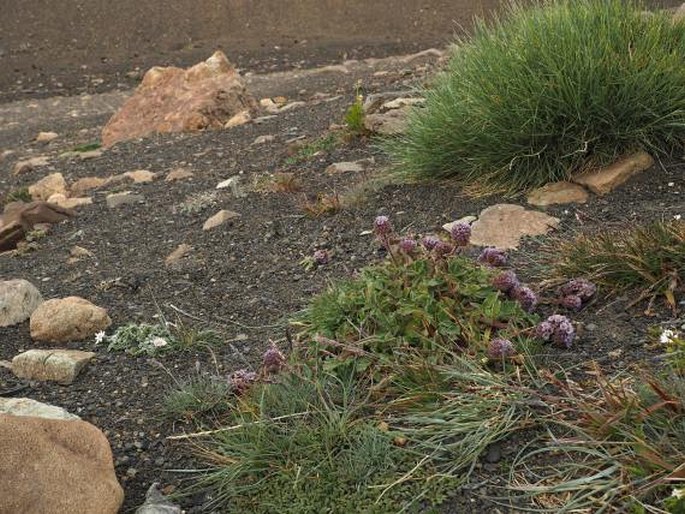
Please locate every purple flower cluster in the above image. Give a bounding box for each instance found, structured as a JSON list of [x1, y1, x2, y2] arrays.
[[313, 249, 330, 266], [512, 285, 538, 312], [262, 342, 285, 374], [399, 237, 417, 254], [229, 369, 258, 395], [536, 314, 575, 348], [558, 279, 596, 311], [478, 247, 508, 267], [421, 235, 441, 251], [492, 270, 520, 293], [373, 215, 392, 237], [450, 223, 472, 247], [487, 338, 515, 360]]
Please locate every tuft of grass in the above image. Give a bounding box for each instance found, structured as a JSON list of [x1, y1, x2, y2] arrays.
[[284, 134, 339, 166], [162, 374, 234, 422], [71, 141, 101, 153], [387, 0, 685, 192], [343, 81, 368, 137], [3, 187, 31, 205], [507, 363, 685, 513], [548, 220, 685, 312]]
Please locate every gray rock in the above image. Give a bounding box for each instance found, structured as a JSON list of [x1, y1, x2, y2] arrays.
[[135, 483, 182, 514], [106, 191, 145, 209], [0, 279, 43, 327], [0, 397, 79, 420]]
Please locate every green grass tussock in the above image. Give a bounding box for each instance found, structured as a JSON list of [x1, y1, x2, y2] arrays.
[[389, 0, 685, 192]]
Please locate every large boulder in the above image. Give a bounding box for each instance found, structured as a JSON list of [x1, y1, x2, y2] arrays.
[[0, 279, 43, 327], [102, 51, 257, 147], [0, 413, 124, 514], [30, 297, 111, 343]]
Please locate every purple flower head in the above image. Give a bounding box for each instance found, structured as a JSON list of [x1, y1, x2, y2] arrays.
[[560, 279, 596, 301], [561, 294, 582, 311], [537, 314, 575, 349], [513, 285, 538, 312], [450, 223, 471, 247], [478, 247, 508, 267], [373, 215, 392, 237], [492, 270, 520, 293], [399, 237, 417, 254], [262, 341, 285, 374], [313, 249, 330, 266], [229, 368, 258, 395], [433, 240, 454, 258], [487, 338, 516, 360], [421, 235, 441, 251]]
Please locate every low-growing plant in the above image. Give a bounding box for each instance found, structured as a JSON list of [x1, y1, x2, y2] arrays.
[[284, 134, 339, 166], [548, 220, 685, 312], [175, 191, 221, 215], [71, 141, 101, 153], [343, 81, 367, 136], [3, 187, 31, 205], [387, 0, 685, 192], [162, 374, 234, 422]]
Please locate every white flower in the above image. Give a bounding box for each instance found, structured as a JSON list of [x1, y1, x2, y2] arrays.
[[94, 331, 106, 344], [150, 337, 169, 348], [672, 487, 684, 499], [674, 214, 682, 221], [660, 329, 678, 345]]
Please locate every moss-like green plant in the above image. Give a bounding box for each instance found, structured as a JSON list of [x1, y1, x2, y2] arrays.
[[105, 319, 221, 356], [388, 0, 685, 192]]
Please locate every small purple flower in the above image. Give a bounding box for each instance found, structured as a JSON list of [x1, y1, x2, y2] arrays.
[[421, 235, 441, 251], [450, 223, 471, 247], [492, 270, 520, 293], [536, 314, 575, 349], [560, 279, 596, 301], [229, 369, 258, 395], [313, 249, 330, 266], [561, 294, 582, 311], [373, 215, 392, 237], [262, 341, 285, 374], [478, 247, 507, 267], [487, 338, 516, 359], [399, 237, 417, 254], [513, 286, 538, 312], [433, 240, 454, 258]]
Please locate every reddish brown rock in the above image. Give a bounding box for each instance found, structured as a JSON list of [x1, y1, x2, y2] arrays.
[[0, 202, 75, 252], [0, 414, 124, 514], [102, 51, 257, 147]]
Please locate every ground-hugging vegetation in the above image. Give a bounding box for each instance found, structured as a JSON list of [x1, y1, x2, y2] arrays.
[[388, 0, 685, 192]]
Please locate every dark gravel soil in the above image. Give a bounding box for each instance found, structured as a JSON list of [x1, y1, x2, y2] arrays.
[[1, 51, 684, 513]]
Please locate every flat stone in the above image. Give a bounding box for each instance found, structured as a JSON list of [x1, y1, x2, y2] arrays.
[[224, 110, 251, 128], [123, 169, 157, 183], [35, 131, 59, 143], [381, 97, 424, 111], [572, 151, 654, 195], [0, 397, 79, 420], [47, 193, 93, 210], [0, 279, 43, 327], [11, 349, 96, 385], [165, 168, 195, 182], [78, 149, 104, 160], [470, 204, 560, 250], [527, 181, 589, 206], [106, 191, 145, 208], [325, 161, 365, 174], [253, 134, 275, 145], [135, 483, 182, 514], [165, 243, 193, 266], [70, 176, 113, 195], [29, 173, 68, 201], [12, 156, 50, 176], [216, 175, 246, 197], [364, 107, 412, 135], [202, 209, 240, 231]]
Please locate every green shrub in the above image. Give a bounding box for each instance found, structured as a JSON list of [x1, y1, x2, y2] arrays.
[[388, 0, 685, 192]]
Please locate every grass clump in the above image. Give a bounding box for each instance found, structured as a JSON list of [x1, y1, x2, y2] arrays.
[[284, 134, 339, 166], [3, 187, 31, 206], [343, 81, 368, 137], [548, 220, 685, 311], [163, 374, 233, 422], [388, 0, 685, 192]]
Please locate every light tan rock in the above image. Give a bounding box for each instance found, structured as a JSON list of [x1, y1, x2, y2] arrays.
[[35, 131, 59, 143], [123, 169, 157, 183], [470, 204, 560, 250], [364, 107, 412, 135], [527, 181, 589, 207], [253, 134, 275, 145], [572, 151, 654, 195], [0, 414, 124, 514], [29, 173, 68, 201], [165, 167, 195, 182], [0, 398, 79, 420], [325, 161, 365, 174], [1, 202, 75, 252], [11, 349, 96, 385], [224, 110, 252, 128], [106, 191, 145, 208], [67, 245, 94, 265], [102, 51, 258, 147], [0, 279, 43, 327], [202, 209, 240, 231], [47, 193, 93, 209], [165, 243, 193, 266], [12, 156, 50, 175], [78, 149, 103, 160], [70, 176, 112, 195], [30, 296, 111, 343]]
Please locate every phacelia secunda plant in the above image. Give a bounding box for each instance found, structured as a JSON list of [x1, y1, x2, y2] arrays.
[[537, 314, 575, 348], [512, 285, 538, 313], [313, 249, 330, 266], [478, 247, 508, 267], [229, 369, 258, 395], [558, 278, 596, 311], [450, 223, 472, 247], [373, 215, 392, 237], [399, 237, 418, 254], [492, 270, 520, 293], [487, 338, 516, 360], [262, 341, 286, 374]]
